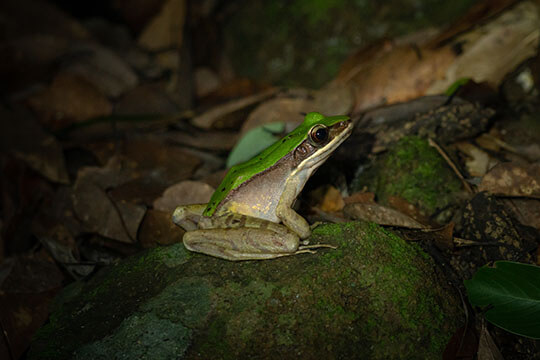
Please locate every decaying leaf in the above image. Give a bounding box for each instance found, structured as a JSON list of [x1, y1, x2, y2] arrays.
[[153, 180, 215, 212], [479, 162, 540, 198]]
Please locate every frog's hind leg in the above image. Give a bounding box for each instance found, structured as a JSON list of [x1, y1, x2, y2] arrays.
[[183, 227, 307, 261]]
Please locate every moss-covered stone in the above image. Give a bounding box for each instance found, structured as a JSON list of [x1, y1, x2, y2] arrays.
[[353, 136, 462, 215], [29, 222, 462, 360]]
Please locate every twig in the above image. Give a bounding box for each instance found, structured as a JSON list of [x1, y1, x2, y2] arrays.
[[428, 138, 474, 194]]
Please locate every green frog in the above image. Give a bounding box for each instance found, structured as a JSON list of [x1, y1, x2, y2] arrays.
[[173, 112, 353, 260]]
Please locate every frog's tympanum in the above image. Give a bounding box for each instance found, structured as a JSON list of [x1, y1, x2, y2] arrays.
[[173, 112, 353, 260]]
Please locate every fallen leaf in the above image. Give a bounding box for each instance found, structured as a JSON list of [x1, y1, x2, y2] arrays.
[[336, 42, 455, 112], [388, 196, 432, 226], [344, 202, 426, 229], [427, 1, 540, 94], [153, 180, 215, 212], [26, 72, 112, 130], [317, 186, 346, 213], [479, 162, 540, 198], [138, 209, 184, 248], [455, 142, 492, 177], [194, 67, 221, 98], [72, 163, 146, 243], [503, 198, 540, 231], [167, 129, 238, 151], [138, 0, 186, 51], [63, 42, 138, 98], [442, 324, 479, 360], [0, 251, 64, 360], [477, 323, 504, 360], [192, 88, 278, 129], [241, 86, 352, 136], [0, 106, 69, 184], [114, 82, 182, 115], [344, 192, 376, 204]]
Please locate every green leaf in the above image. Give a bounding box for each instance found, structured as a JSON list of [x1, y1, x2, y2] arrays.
[[226, 122, 285, 168], [464, 261, 540, 339], [444, 77, 470, 97]]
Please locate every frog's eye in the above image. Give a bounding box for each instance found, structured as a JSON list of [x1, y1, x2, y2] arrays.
[[309, 125, 329, 145]]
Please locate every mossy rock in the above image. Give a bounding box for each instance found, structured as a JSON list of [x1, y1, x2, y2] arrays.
[[353, 136, 463, 215], [29, 221, 462, 360]]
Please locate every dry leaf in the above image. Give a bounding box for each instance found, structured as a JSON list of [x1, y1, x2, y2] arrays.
[[26, 73, 112, 130], [336, 43, 455, 112], [138, 209, 185, 248], [427, 1, 540, 94], [344, 203, 426, 229], [63, 42, 138, 98], [455, 142, 492, 177], [192, 88, 278, 129], [318, 186, 346, 213], [477, 323, 504, 360], [153, 180, 215, 212], [138, 0, 186, 51], [0, 106, 69, 184], [344, 192, 376, 204], [479, 162, 540, 198], [72, 163, 146, 243], [504, 198, 540, 231]]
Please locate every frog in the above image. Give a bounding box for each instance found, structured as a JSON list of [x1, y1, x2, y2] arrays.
[[172, 112, 353, 261]]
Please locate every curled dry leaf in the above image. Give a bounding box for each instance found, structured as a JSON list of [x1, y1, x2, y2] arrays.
[[344, 202, 426, 229], [153, 180, 215, 212], [479, 162, 540, 198]]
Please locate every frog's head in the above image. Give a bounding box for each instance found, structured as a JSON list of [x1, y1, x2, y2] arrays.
[[289, 112, 353, 171]]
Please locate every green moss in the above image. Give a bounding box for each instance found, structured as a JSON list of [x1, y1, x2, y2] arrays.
[[74, 312, 191, 360], [359, 136, 462, 214], [140, 277, 212, 328]]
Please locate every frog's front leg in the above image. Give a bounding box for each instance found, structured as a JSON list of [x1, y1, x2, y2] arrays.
[[172, 204, 207, 231]]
